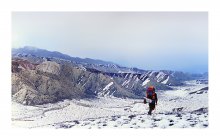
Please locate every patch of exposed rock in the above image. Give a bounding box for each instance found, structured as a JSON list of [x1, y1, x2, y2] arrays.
[[36, 61, 61, 75], [12, 59, 137, 105]]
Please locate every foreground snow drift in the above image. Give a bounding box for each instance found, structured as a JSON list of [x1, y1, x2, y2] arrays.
[[12, 80, 208, 128]]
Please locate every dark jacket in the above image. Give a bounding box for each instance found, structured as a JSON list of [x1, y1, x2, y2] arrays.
[[146, 92, 158, 104], [152, 93, 158, 105]]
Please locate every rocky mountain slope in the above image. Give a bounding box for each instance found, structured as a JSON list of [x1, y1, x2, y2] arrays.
[[12, 47, 207, 106], [12, 59, 137, 105]]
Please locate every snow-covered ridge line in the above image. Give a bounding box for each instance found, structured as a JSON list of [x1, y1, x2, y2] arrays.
[[103, 82, 114, 91], [162, 76, 169, 84], [142, 78, 150, 86]]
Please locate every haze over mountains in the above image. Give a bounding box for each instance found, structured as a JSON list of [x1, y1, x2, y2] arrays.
[[11, 46, 208, 105]]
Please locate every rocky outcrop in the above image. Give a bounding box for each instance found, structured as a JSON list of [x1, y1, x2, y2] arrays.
[[12, 58, 38, 73], [36, 61, 61, 75], [12, 59, 137, 105], [189, 87, 208, 95]]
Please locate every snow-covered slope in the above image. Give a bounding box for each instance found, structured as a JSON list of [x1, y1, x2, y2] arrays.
[[12, 80, 208, 128]]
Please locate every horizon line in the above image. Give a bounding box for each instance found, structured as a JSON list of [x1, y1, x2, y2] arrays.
[[12, 46, 208, 74]]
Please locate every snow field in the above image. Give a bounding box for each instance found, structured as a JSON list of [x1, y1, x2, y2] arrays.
[[12, 81, 208, 128]]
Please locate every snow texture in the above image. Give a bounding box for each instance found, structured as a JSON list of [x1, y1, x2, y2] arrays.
[[142, 78, 150, 86], [12, 80, 208, 129], [162, 76, 169, 84], [103, 82, 114, 91]]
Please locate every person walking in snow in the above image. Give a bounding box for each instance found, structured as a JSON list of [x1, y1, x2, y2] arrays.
[[144, 86, 158, 115]]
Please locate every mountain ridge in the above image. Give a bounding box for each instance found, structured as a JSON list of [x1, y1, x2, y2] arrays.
[[12, 46, 207, 75], [12, 46, 116, 66], [11, 46, 207, 105]]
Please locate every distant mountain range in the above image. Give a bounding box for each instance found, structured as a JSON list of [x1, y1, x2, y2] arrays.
[[12, 46, 115, 65], [11, 46, 208, 105]]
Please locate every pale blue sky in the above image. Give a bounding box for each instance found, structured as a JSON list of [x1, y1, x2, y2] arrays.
[[12, 12, 208, 73]]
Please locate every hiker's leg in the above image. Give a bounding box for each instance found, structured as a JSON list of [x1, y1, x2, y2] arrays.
[[148, 110, 152, 115], [152, 104, 155, 110], [148, 104, 153, 115], [151, 104, 156, 115]]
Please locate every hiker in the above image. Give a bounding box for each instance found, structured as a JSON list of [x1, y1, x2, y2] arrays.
[[144, 86, 158, 115]]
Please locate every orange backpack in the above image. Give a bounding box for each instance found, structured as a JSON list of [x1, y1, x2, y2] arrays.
[[146, 86, 156, 100]]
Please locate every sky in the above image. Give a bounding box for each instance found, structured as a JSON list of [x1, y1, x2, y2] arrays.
[[12, 12, 208, 73]]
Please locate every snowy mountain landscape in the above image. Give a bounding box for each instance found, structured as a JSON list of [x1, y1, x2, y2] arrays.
[[11, 47, 208, 128]]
